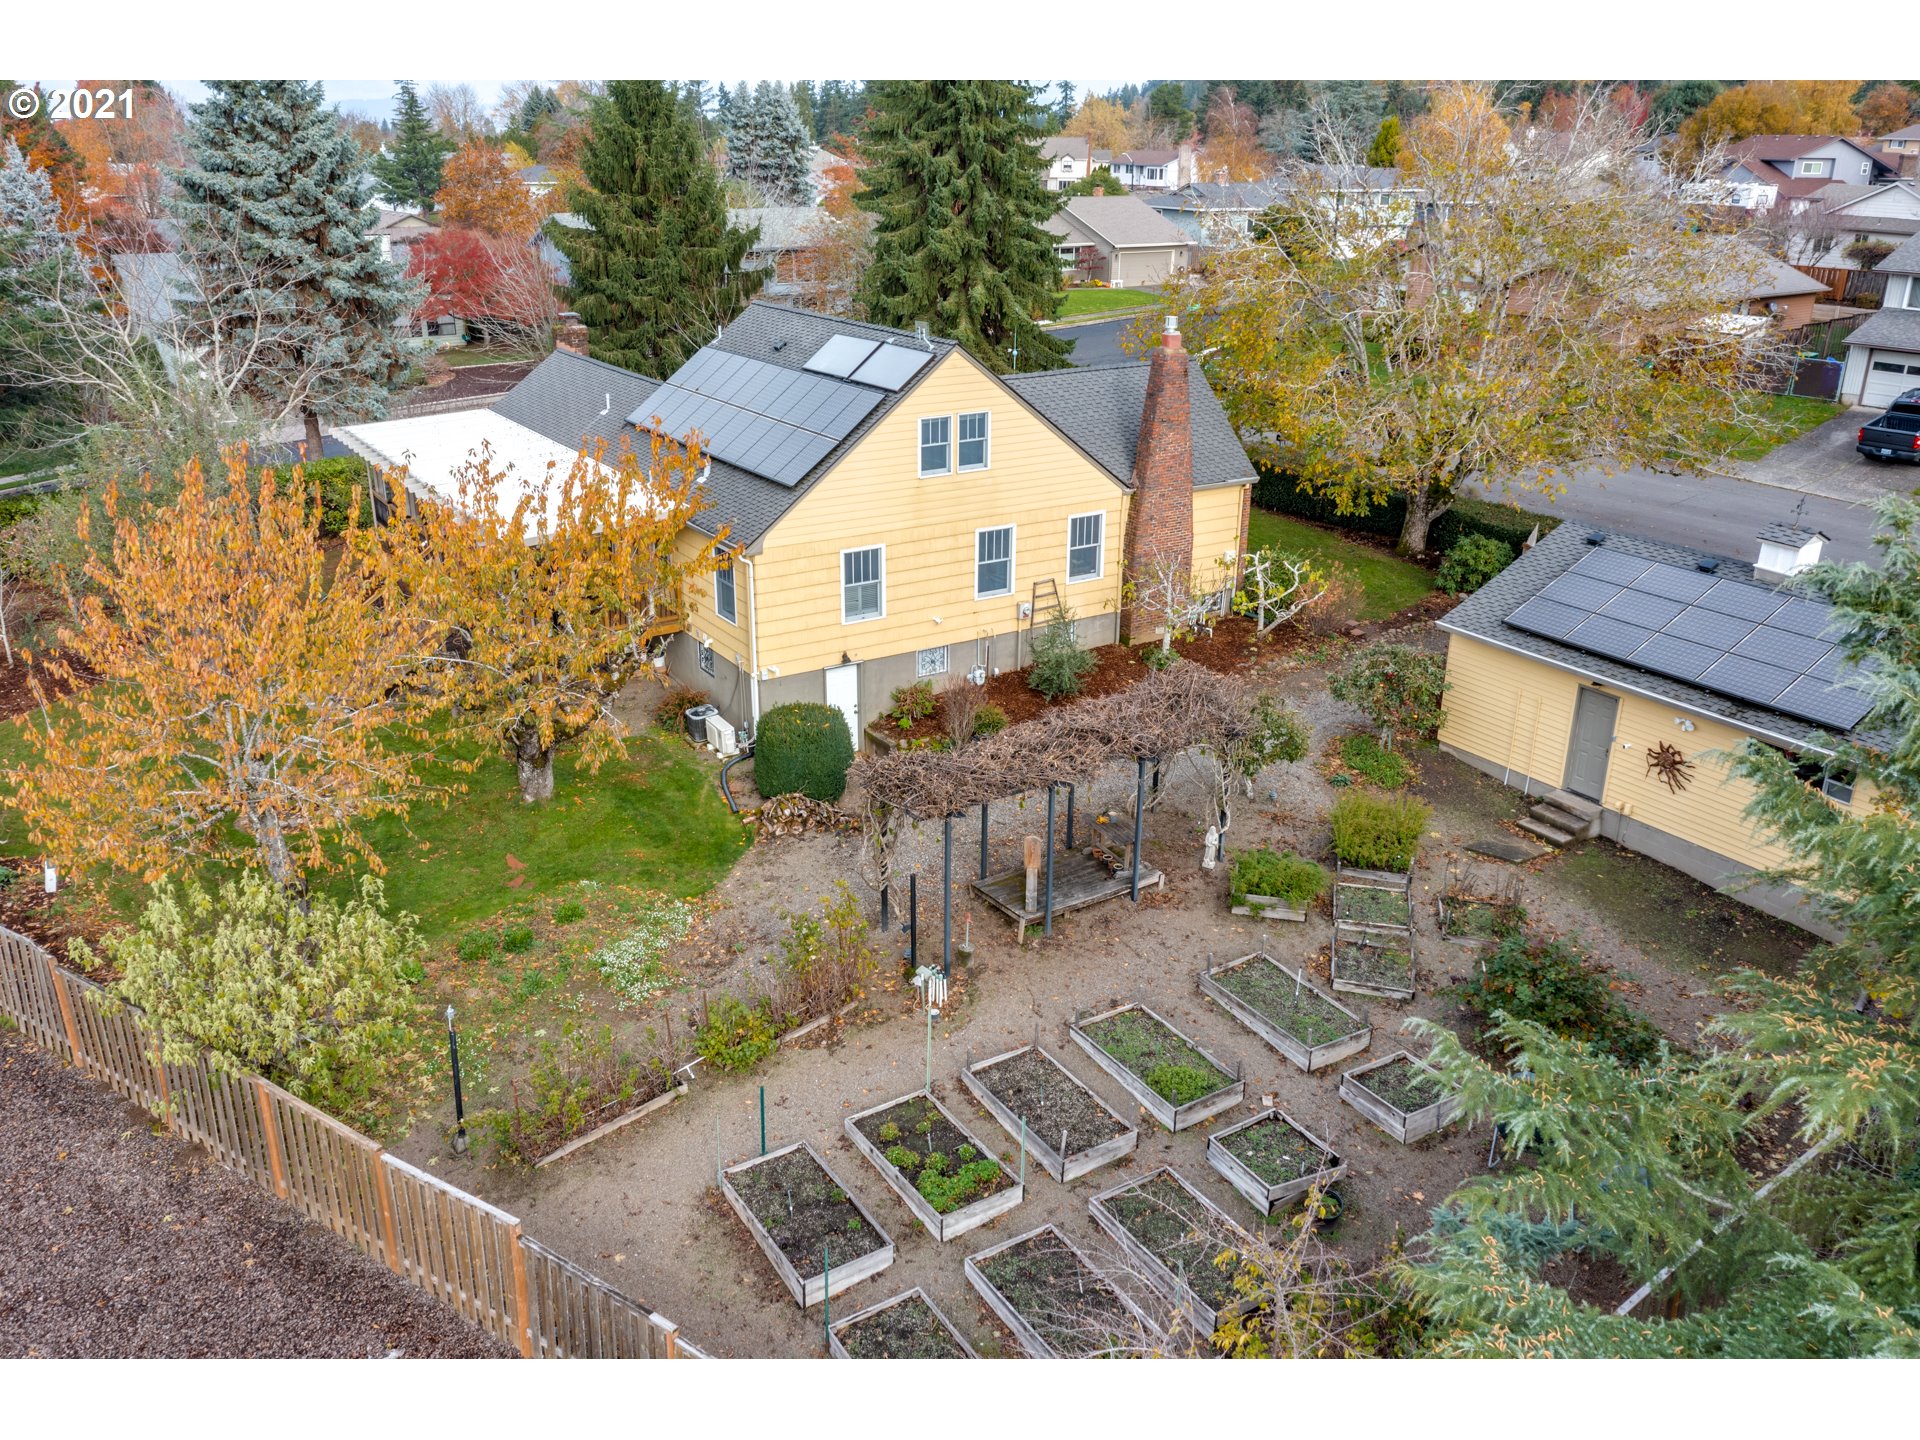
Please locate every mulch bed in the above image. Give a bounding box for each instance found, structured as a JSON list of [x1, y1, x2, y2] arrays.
[[414, 360, 539, 402], [0, 1030, 512, 1357]]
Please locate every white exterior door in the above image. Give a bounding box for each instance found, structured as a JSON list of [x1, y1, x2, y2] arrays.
[[1863, 352, 1920, 408], [825, 663, 861, 750]]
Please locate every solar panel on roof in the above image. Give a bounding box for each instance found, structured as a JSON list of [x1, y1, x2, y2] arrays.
[[803, 335, 882, 378], [849, 343, 934, 391], [1696, 579, 1785, 623], [1539, 574, 1625, 611], [1599, 590, 1686, 630], [1768, 598, 1836, 639], [1731, 627, 1831, 674], [1627, 562, 1719, 604], [1662, 607, 1759, 650], [1569, 548, 1655, 585], [1774, 675, 1876, 731], [1696, 654, 1801, 705], [1565, 615, 1656, 661], [1633, 634, 1721, 680], [1505, 597, 1588, 639]]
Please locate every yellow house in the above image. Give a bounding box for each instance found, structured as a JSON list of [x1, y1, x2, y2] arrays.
[[481, 302, 1254, 747], [1437, 521, 1878, 933]]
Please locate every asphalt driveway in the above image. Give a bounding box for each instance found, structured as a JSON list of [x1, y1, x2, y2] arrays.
[[1737, 407, 1918, 503]]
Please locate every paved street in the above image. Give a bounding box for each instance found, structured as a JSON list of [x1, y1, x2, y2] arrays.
[[1056, 315, 1134, 367], [1738, 407, 1916, 504]]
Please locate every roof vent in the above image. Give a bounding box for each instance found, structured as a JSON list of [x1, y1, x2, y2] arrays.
[[1696, 558, 1720, 574], [914, 321, 931, 349], [771, 339, 788, 352], [1584, 532, 1607, 546]]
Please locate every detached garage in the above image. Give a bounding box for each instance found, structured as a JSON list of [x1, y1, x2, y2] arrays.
[[1840, 233, 1920, 406]]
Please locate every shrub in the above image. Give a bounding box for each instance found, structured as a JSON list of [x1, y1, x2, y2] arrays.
[[695, 993, 780, 1072], [1303, 561, 1365, 637], [1250, 465, 1560, 555], [1447, 930, 1662, 1066], [939, 681, 982, 747], [1029, 609, 1097, 699], [1328, 642, 1449, 747], [501, 924, 535, 954], [1338, 733, 1413, 788], [972, 703, 1009, 737], [1140, 643, 1177, 672], [1230, 848, 1328, 909], [1329, 791, 1430, 871], [652, 681, 710, 731], [553, 898, 587, 925], [1236, 694, 1310, 776], [1436, 534, 1515, 595], [456, 930, 499, 963], [753, 701, 854, 803], [471, 1020, 670, 1165], [71, 871, 421, 1127], [775, 881, 875, 1020], [296, 456, 375, 536], [886, 680, 937, 729]]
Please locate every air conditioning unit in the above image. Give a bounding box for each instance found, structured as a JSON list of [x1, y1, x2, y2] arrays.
[[704, 713, 739, 757]]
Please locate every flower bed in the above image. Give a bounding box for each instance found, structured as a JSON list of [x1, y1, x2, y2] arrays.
[[1332, 864, 1413, 932], [844, 1090, 1024, 1242], [964, 1223, 1164, 1358], [827, 1286, 977, 1359], [1200, 953, 1372, 1072], [959, 1044, 1138, 1182], [1331, 924, 1416, 1000], [1069, 1003, 1244, 1131], [1207, 1107, 1347, 1216], [1087, 1167, 1259, 1336], [1338, 1051, 1460, 1144], [720, 1140, 895, 1307]]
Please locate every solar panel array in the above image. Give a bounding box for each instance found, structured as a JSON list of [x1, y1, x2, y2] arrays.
[[628, 349, 884, 487], [802, 335, 879, 378], [1505, 546, 1874, 731], [803, 335, 933, 391]]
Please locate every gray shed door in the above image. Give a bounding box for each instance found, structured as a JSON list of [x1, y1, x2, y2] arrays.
[[1563, 688, 1618, 802]]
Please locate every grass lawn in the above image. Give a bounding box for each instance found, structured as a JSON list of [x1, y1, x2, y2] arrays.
[[1054, 287, 1160, 319], [439, 345, 549, 369], [1715, 393, 1845, 462], [1245, 509, 1437, 621]]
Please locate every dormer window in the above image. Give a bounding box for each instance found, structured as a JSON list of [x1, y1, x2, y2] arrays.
[[1796, 159, 1824, 177]]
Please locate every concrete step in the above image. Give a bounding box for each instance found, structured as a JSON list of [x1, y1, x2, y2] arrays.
[[1538, 789, 1602, 825], [1517, 816, 1577, 847], [1531, 802, 1597, 839]]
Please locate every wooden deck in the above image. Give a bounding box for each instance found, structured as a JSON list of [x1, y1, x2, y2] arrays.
[[971, 848, 1163, 938]]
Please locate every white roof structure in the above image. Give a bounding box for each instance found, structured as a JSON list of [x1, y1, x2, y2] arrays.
[[335, 407, 593, 539]]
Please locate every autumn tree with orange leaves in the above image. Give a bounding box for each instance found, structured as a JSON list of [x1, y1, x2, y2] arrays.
[[6, 456, 447, 890], [1197, 87, 1270, 182], [436, 136, 546, 239], [375, 434, 724, 803]]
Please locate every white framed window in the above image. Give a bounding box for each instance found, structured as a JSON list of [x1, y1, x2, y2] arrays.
[[919, 416, 951, 476], [957, 411, 989, 471], [714, 551, 736, 624], [842, 545, 884, 623], [1797, 159, 1823, 177], [697, 642, 715, 677], [1067, 511, 1105, 581], [917, 645, 949, 678], [975, 525, 1014, 598]]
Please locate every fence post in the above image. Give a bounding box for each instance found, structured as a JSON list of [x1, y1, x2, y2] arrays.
[[149, 1033, 173, 1133], [45, 952, 84, 1069], [372, 1151, 402, 1274], [508, 1223, 535, 1358], [254, 1078, 289, 1200], [654, 1313, 681, 1358]]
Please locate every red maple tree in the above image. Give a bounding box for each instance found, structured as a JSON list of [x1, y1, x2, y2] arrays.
[[406, 228, 559, 344]]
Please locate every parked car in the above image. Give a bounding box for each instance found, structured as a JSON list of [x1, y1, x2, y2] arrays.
[[1858, 388, 1920, 462]]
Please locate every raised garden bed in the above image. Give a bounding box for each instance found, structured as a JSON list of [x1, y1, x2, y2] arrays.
[[1207, 1107, 1347, 1216], [964, 1223, 1165, 1358], [1338, 1051, 1461, 1144], [959, 1043, 1138, 1183], [1230, 893, 1308, 922], [1200, 953, 1372, 1072], [1331, 924, 1416, 1000], [1333, 864, 1414, 932], [1437, 894, 1521, 948], [1069, 1003, 1244, 1132], [845, 1090, 1024, 1242], [1088, 1167, 1259, 1336], [827, 1286, 977, 1359], [720, 1140, 895, 1307]]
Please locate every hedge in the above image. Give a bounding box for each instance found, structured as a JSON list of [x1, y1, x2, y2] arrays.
[[255, 455, 375, 536], [1250, 463, 1560, 555], [753, 702, 854, 804]]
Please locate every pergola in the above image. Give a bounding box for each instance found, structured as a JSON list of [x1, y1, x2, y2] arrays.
[[856, 664, 1265, 972]]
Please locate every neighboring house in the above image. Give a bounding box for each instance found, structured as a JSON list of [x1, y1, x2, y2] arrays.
[[1140, 168, 1418, 251], [1044, 195, 1195, 287], [345, 301, 1254, 748], [1728, 248, 1828, 329], [369, 209, 438, 269], [728, 206, 828, 300], [1880, 123, 1920, 167], [1438, 521, 1879, 932], [1106, 147, 1195, 192], [1839, 232, 1920, 405], [516, 164, 558, 199], [109, 250, 190, 376], [1040, 135, 1092, 191], [1720, 135, 1899, 207], [1795, 180, 1920, 268]]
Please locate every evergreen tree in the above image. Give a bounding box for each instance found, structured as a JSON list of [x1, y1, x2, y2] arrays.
[[0, 137, 87, 449], [814, 81, 866, 144], [551, 80, 763, 376], [371, 80, 454, 210], [516, 84, 559, 135], [745, 82, 811, 205], [789, 82, 816, 145], [1148, 82, 1193, 141], [174, 82, 416, 457], [1367, 114, 1404, 168], [1054, 80, 1076, 129], [855, 81, 1069, 374]]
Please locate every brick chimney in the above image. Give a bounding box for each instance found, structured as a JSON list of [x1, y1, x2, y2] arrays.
[[1121, 316, 1195, 643], [555, 311, 589, 355]]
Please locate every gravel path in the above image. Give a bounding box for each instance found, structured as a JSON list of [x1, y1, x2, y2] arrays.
[[0, 1030, 513, 1358]]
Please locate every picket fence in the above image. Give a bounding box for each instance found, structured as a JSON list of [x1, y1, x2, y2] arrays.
[[0, 926, 700, 1360]]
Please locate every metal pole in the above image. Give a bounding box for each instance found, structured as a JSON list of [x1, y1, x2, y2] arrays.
[[1131, 757, 1148, 902], [1066, 784, 1076, 848], [759, 1085, 766, 1156], [880, 877, 890, 934], [926, 1003, 934, 1092], [446, 1007, 468, 1153], [979, 802, 989, 881], [822, 1243, 830, 1327], [1019, 1116, 1027, 1189], [942, 814, 954, 978], [1043, 784, 1057, 936], [908, 871, 917, 965]]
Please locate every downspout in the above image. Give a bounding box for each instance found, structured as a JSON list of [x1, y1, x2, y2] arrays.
[[739, 553, 762, 732]]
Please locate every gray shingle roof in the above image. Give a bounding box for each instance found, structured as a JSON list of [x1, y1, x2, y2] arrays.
[[1440, 522, 1879, 753], [490, 348, 661, 456], [1876, 232, 1920, 274], [1006, 360, 1254, 490], [1044, 195, 1193, 249], [1843, 305, 1920, 352]]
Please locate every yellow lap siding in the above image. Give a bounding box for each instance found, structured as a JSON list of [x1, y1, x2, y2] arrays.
[[749, 350, 1127, 676], [673, 525, 750, 666], [1436, 633, 1577, 785], [1191, 483, 1249, 595]]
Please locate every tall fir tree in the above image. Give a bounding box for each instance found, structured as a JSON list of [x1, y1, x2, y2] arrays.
[[0, 137, 88, 448], [1054, 80, 1077, 129], [370, 80, 454, 210], [551, 80, 763, 376], [174, 81, 416, 456], [855, 81, 1069, 373], [1367, 115, 1404, 168], [741, 82, 811, 205], [788, 82, 816, 147]]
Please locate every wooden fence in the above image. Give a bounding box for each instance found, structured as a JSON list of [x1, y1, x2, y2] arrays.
[[0, 926, 699, 1360]]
